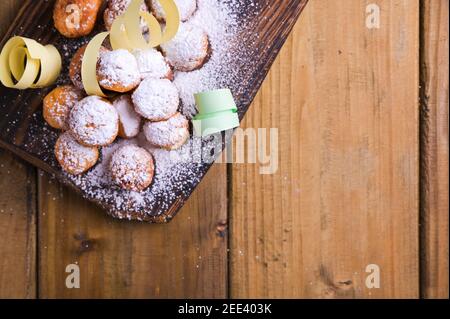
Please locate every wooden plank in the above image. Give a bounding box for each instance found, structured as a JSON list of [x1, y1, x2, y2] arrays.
[[420, 0, 449, 299], [0, 0, 23, 36], [0, 151, 36, 299], [38, 164, 227, 298], [230, 0, 420, 298], [0, 0, 36, 299]]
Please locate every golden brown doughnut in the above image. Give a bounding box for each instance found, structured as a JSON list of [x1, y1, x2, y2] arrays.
[[109, 144, 155, 192], [68, 96, 120, 147], [97, 49, 141, 93], [53, 0, 103, 38], [143, 112, 190, 150], [55, 132, 99, 175], [43, 85, 84, 130], [160, 23, 210, 72]]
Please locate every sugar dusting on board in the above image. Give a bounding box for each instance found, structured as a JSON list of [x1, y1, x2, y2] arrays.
[[16, 0, 264, 221]]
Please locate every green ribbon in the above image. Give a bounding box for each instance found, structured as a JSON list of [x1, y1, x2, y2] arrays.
[[192, 89, 240, 137]]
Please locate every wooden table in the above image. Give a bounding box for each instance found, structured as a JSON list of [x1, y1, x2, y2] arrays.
[[0, 0, 448, 299]]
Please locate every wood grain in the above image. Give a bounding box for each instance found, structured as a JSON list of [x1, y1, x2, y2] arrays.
[[230, 0, 420, 298], [38, 164, 227, 298], [0, 0, 308, 222], [0, 0, 36, 299], [420, 0, 449, 299]]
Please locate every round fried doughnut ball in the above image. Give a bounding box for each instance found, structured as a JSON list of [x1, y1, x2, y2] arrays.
[[53, 0, 102, 38], [133, 49, 173, 80], [43, 85, 84, 130], [68, 96, 119, 147], [55, 132, 99, 175], [160, 23, 210, 72], [97, 49, 141, 93], [132, 78, 179, 121], [143, 112, 190, 150], [109, 144, 155, 192]]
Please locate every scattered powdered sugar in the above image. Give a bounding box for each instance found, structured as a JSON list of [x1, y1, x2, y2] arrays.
[[143, 112, 189, 149], [133, 48, 172, 80], [98, 49, 141, 89], [69, 96, 119, 146]]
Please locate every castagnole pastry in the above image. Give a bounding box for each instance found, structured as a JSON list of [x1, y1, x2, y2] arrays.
[[133, 49, 173, 80], [104, 0, 150, 31], [97, 49, 141, 93], [132, 78, 179, 121], [150, 0, 197, 22], [143, 112, 189, 150], [43, 85, 84, 130], [53, 0, 102, 38], [160, 23, 210, 72], [69, 44, 108, 91], [109, 144, 155, 192], [68, 96, 119, 147], [113, 95, 142, 139], [55, 132, 99, 175]]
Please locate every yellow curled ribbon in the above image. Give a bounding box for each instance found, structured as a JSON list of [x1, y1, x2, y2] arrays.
[[0, 36, 61, 89], [110, 0, 180, 51], [81, 0, 180, 96], [81, 31, 110, 97]]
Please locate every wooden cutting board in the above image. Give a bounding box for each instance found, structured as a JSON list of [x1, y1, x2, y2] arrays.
[[0, 0, 308, 222]]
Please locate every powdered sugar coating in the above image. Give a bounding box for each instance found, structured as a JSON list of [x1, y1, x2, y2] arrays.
[[143, 112, 189, 150], [98, 49, 141, 93], [55, 132, 99, 175], [104, 0, 150, 31], [113, 95, 142, 138], [133, 49, 173, 80], [132, 78, 179, 121], [43, 85, 84, 130], [109, 144, 155, 191], [150, 0, 197, 22], [69, 96, 119, 146], [160, 22, 209, 72]]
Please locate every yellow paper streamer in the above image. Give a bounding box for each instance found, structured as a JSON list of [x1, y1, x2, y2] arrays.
[[81, 31, 110, 97], [0, 36, 61, 89], [110, 0, 179, 51], [81, 0, 180, 96]]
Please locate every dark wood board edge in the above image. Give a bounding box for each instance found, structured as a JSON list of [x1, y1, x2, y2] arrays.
[[419, 0, 449, 299]]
